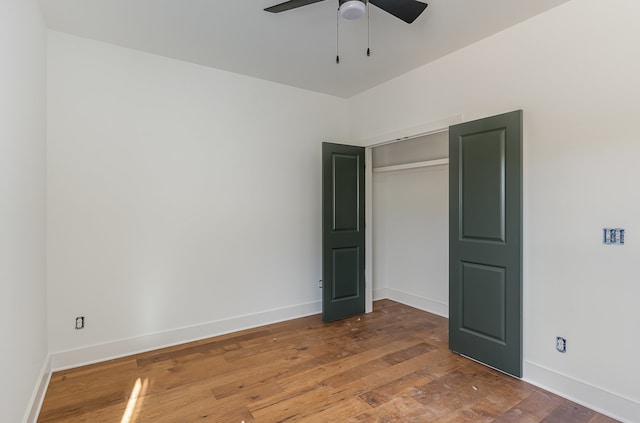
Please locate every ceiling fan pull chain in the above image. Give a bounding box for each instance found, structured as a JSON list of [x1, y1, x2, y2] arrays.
[[367, 1, 371, 57], [336, 7, 340, 64]]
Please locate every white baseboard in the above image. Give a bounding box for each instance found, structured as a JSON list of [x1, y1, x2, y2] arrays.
[[24, 355, 51, 423], [524, 361, 639, 423], [50, 300, 321, 371], [383, 288, 449, 318]]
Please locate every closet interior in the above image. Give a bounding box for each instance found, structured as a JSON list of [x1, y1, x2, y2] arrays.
[[371, 130, 450, 316]]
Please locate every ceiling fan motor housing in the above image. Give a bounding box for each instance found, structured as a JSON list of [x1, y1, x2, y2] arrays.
[[339, 0, 366, 20], [265, 0, 427, 25]]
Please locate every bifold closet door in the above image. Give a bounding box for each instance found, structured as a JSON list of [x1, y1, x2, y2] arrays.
[[449, 110, 523, 377]]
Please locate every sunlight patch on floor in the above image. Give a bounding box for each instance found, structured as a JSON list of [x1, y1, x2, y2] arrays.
[[120, 377, 149, 423]]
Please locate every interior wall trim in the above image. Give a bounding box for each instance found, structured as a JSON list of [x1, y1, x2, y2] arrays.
[[523, 361, 638, 423], [357, 114, 463, 148], [384, 288, 448, 318], [24, 355, 51, 423], [49, 300, 321, 372]]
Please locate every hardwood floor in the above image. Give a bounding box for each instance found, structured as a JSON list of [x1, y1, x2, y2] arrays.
[[38, 300, 618, 422]]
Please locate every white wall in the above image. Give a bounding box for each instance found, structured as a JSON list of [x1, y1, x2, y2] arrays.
[[46, 32, 348, 363], [0, 1, 48, 422], [349, 0, 640, 420], [372, 165, 448, 315]]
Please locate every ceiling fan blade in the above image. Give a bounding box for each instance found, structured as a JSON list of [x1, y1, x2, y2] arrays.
[[369, 0, 428, 24], [265, 0, 326, 13]]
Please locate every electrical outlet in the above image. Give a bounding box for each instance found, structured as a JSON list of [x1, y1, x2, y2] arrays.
[[75, 316, 85, 330], [556, 336, 566, 353]]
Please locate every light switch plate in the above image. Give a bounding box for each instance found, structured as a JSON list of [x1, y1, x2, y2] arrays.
[[603, 228, 625, 245]]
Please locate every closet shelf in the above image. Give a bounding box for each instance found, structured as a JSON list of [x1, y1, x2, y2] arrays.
[[372, 158, 449, 173]]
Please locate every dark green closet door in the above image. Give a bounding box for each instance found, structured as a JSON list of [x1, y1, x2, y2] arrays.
[[449, 110, 523, 377], [322, 142, 365, 322]]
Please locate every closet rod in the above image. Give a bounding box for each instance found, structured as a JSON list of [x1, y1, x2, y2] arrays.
[[372, 158, 449, 173]]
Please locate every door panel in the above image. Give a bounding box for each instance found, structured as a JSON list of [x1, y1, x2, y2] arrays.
[[449, 110, 523, 377], [461, 129, 506, 242], [322, 143, 365, 322], [332, 247, 360, 299], [332, 154, 360, 231], [461, 262, 506, 342]]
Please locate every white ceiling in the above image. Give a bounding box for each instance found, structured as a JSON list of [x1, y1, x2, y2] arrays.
[[38, 0, 570, 98]]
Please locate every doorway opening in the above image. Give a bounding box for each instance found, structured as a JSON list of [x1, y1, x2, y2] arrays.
[[365, 129, 450, 318]]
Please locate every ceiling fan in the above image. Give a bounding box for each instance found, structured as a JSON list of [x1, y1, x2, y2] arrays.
[[265, 0, 428, 24]]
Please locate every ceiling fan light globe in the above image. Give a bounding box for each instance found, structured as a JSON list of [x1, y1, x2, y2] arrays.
[[339, 0, 366, 20]]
